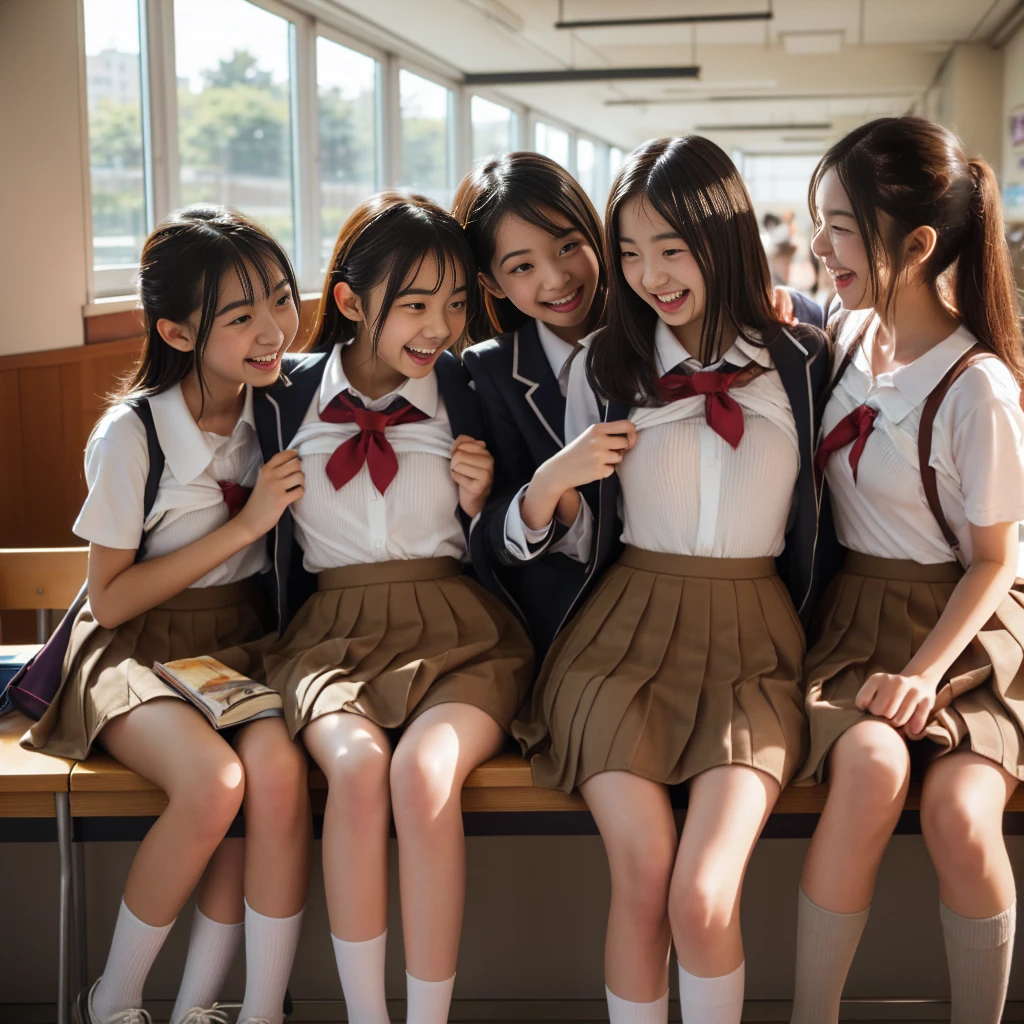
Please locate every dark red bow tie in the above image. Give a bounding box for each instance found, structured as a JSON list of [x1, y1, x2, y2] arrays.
[[658, 364, 766, 449], [217, 480, 252, 518], [320, 391, 429, 494], [815, 404, 878, 483]]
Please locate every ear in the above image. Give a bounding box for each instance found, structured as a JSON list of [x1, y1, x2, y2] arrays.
[[333, 281, 364, 323], [903, 225, 938, 267], [478, 271, 507, 301], [155, 318, 195, 353]]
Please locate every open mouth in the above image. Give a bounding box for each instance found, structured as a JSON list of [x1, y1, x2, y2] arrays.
[[540, 286, 584, 314], [652, 288, 690, 313], [404, 343, 442, 367], [831, 269, 856, 290], [245, 351, 282, 373]]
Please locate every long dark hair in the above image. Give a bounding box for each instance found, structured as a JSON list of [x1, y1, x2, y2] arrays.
[[809, 115, 1024, 387], [588, 136, 783, 407], [310, 191, 477, 354], [118, 205, 298, 402], [452, 151, 607, 341]]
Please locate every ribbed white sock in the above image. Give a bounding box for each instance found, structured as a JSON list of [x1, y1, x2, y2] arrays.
[[171, 908, 243, 1022], [331, 930, 391, 1024], [606, 985, 670, 1023], [405, 971, 455, 1024], [92, 899, 175, 1019], [237, 901, 304, 1024], [677, 961, 745, 1024], [941, 900, 1016, 1024]]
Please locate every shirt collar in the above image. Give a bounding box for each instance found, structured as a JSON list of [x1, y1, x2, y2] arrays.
[[534, 319, 578, 379], [147, 383, 256, 485], [654, 320, 773, 374], [318, 342, 439, 418]]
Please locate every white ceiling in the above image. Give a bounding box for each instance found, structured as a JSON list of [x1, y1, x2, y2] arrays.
[[331, 0, 1017, 155]]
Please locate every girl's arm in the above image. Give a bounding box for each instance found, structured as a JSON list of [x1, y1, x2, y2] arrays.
[[857, 518, 1018, 736], [88, 450, 304, 629]]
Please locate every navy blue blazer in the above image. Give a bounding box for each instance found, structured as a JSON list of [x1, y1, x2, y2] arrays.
[[787, 288, 826, 330], [464, 319, 611, 658], [252, 346, 503, 631]]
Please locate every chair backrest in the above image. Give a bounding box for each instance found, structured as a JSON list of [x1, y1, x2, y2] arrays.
[[0, 548, 90, 612]]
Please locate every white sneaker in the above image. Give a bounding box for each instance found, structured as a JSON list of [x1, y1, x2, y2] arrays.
[[175, 1008, 232, 1024], [74, 978, 153, 1024]]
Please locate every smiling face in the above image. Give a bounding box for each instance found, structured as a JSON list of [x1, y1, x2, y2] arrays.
[[480, 211, 600, 342], [337, 253, 467, 392], [617, 197, 707, 350], [810, 167, 874, 310]]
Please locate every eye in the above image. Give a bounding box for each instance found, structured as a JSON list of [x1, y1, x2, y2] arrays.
[[450, 299, 466, 310], [228, 314, 251, 325], [619, 249, 637, 260], [510, 262, 532, 274], [559, 240, 579, 256], [404, 301, 426, 311], [663, 248, 684, 257], [276, 292, 292, 307]]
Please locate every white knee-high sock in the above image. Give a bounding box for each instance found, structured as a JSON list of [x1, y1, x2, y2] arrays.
[[405, 971, 455, 1024], [92, 899, 175, 1019], [678, 961, 744, 1024], [171, 908, 243, 1022], [606, 985, 669, 1023], [236, 901, 304, 1024], [941, 900, 1015, 1024], [331, 930, 391, 1024]]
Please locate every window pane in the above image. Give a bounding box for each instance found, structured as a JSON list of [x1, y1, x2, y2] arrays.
[[175, 0, 295, 259], [609, 146, 625, 179], [472, 96, 516, 164], [84, 0, 146, 270], [318, 38, 379, 268], [535, 122, 569, 168], [576, 138, 596, 201], [400, 70, 452, 206]]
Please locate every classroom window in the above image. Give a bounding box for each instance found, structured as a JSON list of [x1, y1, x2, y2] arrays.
[[576, 138, 597, 202], [317, 38, 381, 268], [472, 96, 517, 164], [609, 146, 625, 180], [174, 0, 296, 259], [400, 70, 453, 206], [84, 0, 147, 271], [534, 122, 570, 169]]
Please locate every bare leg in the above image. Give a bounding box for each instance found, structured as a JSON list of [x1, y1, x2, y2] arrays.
[[578, 771, 677, 1002]]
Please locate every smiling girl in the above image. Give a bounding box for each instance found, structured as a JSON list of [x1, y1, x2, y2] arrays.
[[256, 192, 533, 1024], [790, 117, 1024, 1024], [514, 137, 836, 1024], [24, 207, 311, 1024]]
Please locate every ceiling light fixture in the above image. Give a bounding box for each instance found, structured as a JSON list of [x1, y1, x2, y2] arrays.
[[553, 2, 773, 30], [465, 66, 701, 86], [695, 122, 833, 131]]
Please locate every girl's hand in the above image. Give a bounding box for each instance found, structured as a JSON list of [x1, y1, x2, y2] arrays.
[[451, 435, 493, 517], [772, 285, 798, 325], [235, 449, 305, 541], [855, 671, 939, 737], [544, 421, 638, 492]]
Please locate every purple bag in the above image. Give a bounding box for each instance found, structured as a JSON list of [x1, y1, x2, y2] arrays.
[[6, 401, 164, 720]]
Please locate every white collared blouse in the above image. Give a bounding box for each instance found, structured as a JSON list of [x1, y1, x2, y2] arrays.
[[823, 309, 1024, 570], [74, 384, 269, 587], [565, 320, 800, 559], [287, 342, 466, 573]]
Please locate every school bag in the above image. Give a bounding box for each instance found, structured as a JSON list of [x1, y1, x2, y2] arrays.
[[6, 400, 165, 720]]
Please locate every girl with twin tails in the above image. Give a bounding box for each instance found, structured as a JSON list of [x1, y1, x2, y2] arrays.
[[515, 136, 837, 1024], [791, 117, 1024, 1024], [24, 207, 311, 1024], [253, 192, 533, 1024]]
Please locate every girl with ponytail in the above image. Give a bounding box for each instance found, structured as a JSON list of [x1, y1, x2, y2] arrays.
[[792, 116, 1024, 1023]]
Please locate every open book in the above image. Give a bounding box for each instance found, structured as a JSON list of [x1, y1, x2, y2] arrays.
[[153, 656, 283, 730]]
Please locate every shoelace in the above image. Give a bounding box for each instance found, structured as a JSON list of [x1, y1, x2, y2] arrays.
[[103, 1009, 153, 1024], [177, 1008, 231, 1024]]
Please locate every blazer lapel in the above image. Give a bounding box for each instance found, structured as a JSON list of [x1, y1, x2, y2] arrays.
[[513, 320, 567, 448]]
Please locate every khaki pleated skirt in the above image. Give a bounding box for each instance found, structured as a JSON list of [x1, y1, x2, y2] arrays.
[[264, 557, 534, 738], [23, 579, 273, 761], [797, 552, 1024, 783], [512, 546, 808, 794]]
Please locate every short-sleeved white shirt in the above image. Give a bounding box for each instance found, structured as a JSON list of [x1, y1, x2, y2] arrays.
[[73, 384, 269, 587], [822, 310, 1024, 571]]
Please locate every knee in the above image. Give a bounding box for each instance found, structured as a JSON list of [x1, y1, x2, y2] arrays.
[[321, 741, 390, 824], [669, 872, 735, 941], [243, 739, 309, 826], [921, 792, 999, 879], [169, 752, 246, 841], [830, 725, 910, 824], [609, 834, 676, 929], [389, 741, 461, 829]]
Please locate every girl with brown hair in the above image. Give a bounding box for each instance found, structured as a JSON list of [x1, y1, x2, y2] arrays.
[[791, 116, 1024, 1024], [514, 136, 835, 1024], [24, 206, 312, 1024], [254, 191, 533, 1024]]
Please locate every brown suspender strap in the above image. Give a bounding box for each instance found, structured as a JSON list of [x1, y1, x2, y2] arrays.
[[918, 343, 995, 563]]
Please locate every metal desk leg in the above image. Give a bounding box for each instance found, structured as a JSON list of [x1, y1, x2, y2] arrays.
[[56, 791, 72, 1024], [73, 840, 88, 994]]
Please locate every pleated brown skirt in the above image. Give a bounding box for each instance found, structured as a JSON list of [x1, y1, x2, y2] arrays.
[[23, 578, 273, 761], [512, 546, 808, 793], [797, 552, 1024, 783], [264, 557, 534, 738]]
